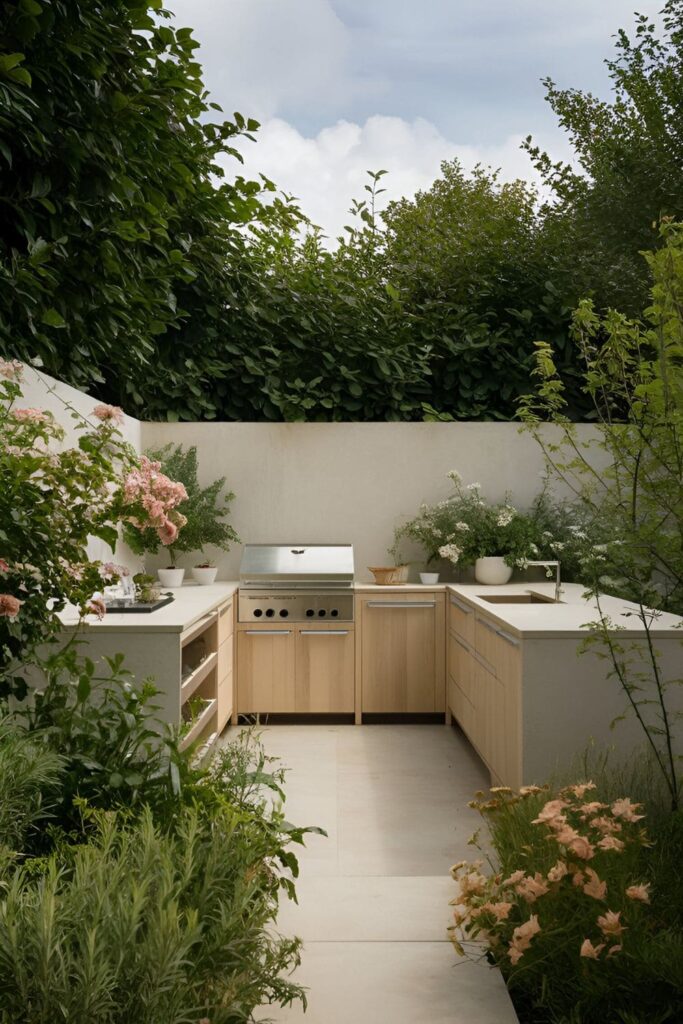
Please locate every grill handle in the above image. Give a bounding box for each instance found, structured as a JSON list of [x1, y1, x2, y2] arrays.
[[366, 601, 436, 609], [243, 630, 292, 636]]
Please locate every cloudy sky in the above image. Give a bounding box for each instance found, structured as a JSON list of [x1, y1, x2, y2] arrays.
[[168, 0, 659, 238]]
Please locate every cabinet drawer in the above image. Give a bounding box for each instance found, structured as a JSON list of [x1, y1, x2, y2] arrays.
[[217, 599, 234, 646], [448, 593, 475, 645], [448, 632, 475, 705], [217, 633, 233, 683], [295, 628, 354, 712], [216, 671, 233, 732], [448, 676, 475, 738]]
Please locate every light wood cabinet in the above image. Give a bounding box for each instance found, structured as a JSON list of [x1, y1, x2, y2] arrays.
[[295, 626, 355, 712], [236, 628, 296, 713], [358, 593, 445, 714], [236, 622, 355, 715], [447, 593, 521, 787]]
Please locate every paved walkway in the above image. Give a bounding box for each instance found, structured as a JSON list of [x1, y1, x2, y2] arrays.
[[250, 724, 519, 1024]]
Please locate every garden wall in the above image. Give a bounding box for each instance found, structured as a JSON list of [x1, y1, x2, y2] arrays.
[[142, 419, 606, 581]]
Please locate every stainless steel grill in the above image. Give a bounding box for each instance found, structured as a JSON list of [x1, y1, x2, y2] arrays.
[[238, 544, 354, 623]]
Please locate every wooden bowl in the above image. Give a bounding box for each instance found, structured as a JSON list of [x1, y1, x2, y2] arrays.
[[368, 565, 409, 585]]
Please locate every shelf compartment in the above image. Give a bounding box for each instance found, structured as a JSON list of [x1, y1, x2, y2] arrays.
[[180, 650, 217, 705], [179, 697, 217, 751], [181, 611, 218, 649]]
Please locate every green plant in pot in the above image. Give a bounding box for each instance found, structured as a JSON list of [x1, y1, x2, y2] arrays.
[[393, 471, 539, 584], [123, 445, 239, 586]]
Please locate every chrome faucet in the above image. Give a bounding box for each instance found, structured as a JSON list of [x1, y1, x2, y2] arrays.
[[525, 560, 562, 602]]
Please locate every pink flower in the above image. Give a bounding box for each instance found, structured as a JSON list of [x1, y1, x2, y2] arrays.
[[0, 358, 23, 381], [611, 799, 644, 822], [519, 784, 544, 796], [501, 870, 526, 887], [578, 801, 607, 818], [12, 407, 48, 423], [515, 873, 549, 903], [508, 914, 541, 963], [157, 519, 178, 546], [92, 403, 124, 424], [580, 938, 605, 959], [625, 883, 650, 903], [0, 594, 22, 618], [98, 562, 126, 581], [606, 944, 622, 958], [482, 901, 513, 922], [597, 910, 626, 938], [547, 860, 569, 882], [532, 799, 568, 825], [597, 835, 625, 853], [458, 871, 488, 898], [590, 815, 622, 835], [86, 597, 106, 620], [569, 782, 596, 800], [553, 824, 580, 846], [567, 835, 595, 861], [0, 559, 9, 573], [583, 868, 607, 900]]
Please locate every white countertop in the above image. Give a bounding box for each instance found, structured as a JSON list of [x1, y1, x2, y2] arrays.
[[62, 582, 238, 634], [447, 582, 683, 638]]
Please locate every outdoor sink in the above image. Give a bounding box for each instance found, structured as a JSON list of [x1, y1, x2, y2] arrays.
[[478, 592, 562, 604]]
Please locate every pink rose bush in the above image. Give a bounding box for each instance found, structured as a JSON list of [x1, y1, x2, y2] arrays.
[[122, 455, 187, 548], [449, 782, 654, 980]]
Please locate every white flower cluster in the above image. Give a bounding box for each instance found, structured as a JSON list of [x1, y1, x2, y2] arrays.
[[496, 507, 515, 527], [447, 469, 462, 484], [466, 482, 481, 491], [455, 521, 470, 532], [439, 543, 462, 565]]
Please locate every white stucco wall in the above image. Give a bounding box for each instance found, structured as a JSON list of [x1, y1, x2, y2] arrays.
[[141, 420, 604, 582], [16, 366, 143, 573]]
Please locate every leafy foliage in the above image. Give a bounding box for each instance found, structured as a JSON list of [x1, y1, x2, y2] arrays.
[[123, 444, 239, 563]]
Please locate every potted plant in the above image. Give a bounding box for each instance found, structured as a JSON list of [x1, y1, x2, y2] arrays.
[[392, 471, 539, 584], [123, 445, 239, 586]]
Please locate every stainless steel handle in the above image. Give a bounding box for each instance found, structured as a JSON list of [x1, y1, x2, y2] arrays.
[[219, 602, 232, 617], [367, 601, 436, 608], [478, 617, 499, 634], [454, 635, 471, 653], [496, 628, 520, 647], [300, 630, 349, 636], [450, 596, 473, 614], [244, 630, 291, 636]]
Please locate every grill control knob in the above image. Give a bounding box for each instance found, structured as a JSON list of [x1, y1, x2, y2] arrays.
[[305, 609, 315, 617], [318, 609, 327, 617], [253, 608, 263, 618], [265, 608, 275, 618], [279, 609, 289, 618], [330, 609, 339, 617]]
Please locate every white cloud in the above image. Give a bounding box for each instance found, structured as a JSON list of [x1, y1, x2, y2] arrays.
[[223, 115, 571, 241]]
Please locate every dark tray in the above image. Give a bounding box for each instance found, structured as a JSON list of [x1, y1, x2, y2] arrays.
[[105, 593, 175, 614]]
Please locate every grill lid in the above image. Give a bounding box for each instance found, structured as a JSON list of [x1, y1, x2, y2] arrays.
[[239, 544, 354, 587]]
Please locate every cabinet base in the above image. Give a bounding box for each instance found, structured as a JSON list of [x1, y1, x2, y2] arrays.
[[234, 712, 356, 726], [361, 713, 447, 725]]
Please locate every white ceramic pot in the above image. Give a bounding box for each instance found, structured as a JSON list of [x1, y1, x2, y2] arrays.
[[157, 567, 185, 588], [474, 557, 513, 585], [419, 572, 440, 585], [192, 566, 218, 586]]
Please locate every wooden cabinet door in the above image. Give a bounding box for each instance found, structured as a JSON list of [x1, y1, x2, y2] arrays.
[[216, 634, 233, 731], [361, 597, 441, 712], [448, 593, 475, 646], [237, 628, 296, 713], [295, 627, 355, 712]]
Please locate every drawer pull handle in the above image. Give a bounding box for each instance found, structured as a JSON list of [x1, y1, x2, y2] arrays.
[[219, 603, 232, 617], [244, 630, 291, 636], [496, 628, 520, 647], [367, 601, 436, 608], [454, 636, 471, 652], [479, 617, 499, 634], [450, 596, 473, 614], [301, 630, 349, 636]]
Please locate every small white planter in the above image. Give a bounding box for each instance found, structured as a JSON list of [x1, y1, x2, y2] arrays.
[[157, 567, 185, 588], [474, 557, 513, 585], [419, 572, 440, 585], [192, 566, 218, 586]]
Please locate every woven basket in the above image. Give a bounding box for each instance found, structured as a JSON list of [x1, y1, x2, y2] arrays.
[[368, 565, 409, 586]]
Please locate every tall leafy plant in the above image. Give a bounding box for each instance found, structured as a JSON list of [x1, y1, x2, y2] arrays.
[[520, 221, 683, 810], [123, 444, 239, 565]]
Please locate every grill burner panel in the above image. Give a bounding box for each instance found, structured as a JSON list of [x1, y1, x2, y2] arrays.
[[238, 589, 354, 623], [238, 544, 355, 623]]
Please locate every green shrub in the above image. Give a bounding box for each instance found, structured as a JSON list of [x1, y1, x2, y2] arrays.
[[0, 805, 305, 1023], [0, 717, 64, 854], [450, 783, 683, 1024]]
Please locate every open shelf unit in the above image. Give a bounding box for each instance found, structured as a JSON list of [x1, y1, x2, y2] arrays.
[[177, 597, 235, 755]]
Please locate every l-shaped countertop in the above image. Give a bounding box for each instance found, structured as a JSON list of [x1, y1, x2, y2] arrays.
[[61, 580, 683, 640]]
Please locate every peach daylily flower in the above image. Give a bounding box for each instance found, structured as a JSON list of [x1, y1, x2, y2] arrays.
[[569, 782, 596, 799], [567, 835, 595, 861], [515, 873, 550, 903], [606, 944, 623, 958], [553, 823, 579, 846], [597, 835, 625, 853], [625, 883, 650, 903], [611, 799, 645, 822], [519, 784, 544, 796], [483, 901, 513, 922], [458, 871, 488, 898], [583, 868, 607, 900], [508, 914, 541, 964], [532, 799, 568, 825], [580, 938, 605, 959], [547, 860, 569, 882], [597, 910, 626, 938], [591, 815, 622, 835], [578, 801, 607, 817], [501, 869, 526, 887]]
